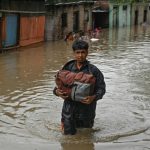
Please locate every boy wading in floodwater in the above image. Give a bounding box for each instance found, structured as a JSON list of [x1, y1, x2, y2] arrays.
[[53, 40, 106, 135]]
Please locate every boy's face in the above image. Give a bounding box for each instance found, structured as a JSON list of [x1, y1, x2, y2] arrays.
[[73, 49, 88, 63]]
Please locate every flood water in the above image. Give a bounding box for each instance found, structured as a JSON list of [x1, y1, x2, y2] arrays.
[[0, 26, 150, 150]]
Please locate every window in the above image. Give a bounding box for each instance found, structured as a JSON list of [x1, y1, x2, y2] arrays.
[[143, 10, 147, 22], [123, 5, 127, 10], [61, 13, 67, 28]]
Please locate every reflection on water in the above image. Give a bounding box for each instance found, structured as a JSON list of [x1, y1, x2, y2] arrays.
[[61, 143, 95, 150], [0, 26, 150, 149]]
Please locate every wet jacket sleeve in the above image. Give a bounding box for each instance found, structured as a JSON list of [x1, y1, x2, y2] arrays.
[[93, 68, 106, 101], [53, 87, 58, 96]]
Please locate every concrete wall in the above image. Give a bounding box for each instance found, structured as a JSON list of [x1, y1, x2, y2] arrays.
[[131, 3, 149, 26], [147, 5, 150, 24], [109, 3, 131, 28], [109, 2, 150, 28], [45, 3, 93, 41], [119, 4, 131, 27]]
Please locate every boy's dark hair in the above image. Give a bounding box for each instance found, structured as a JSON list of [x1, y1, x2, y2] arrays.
[[72, 40, 89, 51]]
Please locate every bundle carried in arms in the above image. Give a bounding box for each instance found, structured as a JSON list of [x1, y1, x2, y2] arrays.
[[55, 70, 96, 101]]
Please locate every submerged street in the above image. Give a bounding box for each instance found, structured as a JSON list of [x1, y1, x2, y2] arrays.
[[0, 26, 150, 150]]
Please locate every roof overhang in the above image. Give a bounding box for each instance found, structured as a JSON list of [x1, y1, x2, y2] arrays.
[[92, 9, 109, 13], [45, 1, 94, 6], [0, 9, 46, 14]]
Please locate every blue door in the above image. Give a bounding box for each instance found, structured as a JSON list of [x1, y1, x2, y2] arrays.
[[4, 14, 18, 47]]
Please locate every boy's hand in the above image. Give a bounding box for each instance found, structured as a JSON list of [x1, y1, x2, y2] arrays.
[[56, 89, 68, 100], [81, 95, 96, 104]]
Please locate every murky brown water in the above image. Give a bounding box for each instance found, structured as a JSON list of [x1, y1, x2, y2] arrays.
[[0, 26, 150, 150]]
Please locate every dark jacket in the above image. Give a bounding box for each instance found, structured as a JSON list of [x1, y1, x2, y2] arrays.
[[54, 60, 106, 121]]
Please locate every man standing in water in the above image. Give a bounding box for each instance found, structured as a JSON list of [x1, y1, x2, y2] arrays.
[[53, 40, 106, 135]]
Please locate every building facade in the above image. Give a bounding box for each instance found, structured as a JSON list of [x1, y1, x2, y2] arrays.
[[92, 0, 109, 29], [1, 0, 150, 47], [109, 2, 131, 28], [0, 0, 45, 50], [109, 0, 150, 28], [45, 1, 94, 41], [131, 2, 150, 26]]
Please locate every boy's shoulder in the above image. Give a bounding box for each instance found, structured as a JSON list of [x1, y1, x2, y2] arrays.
[[89, 63, 104, 77], [89, 63, 99, 71], [62, 60, 75, 70]]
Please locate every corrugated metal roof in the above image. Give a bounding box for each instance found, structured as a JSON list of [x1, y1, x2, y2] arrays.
[[0, 9, 46, 14]]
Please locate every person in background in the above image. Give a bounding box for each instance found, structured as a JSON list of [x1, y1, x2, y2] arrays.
[[64, 32, 74, 45], [53, 40, 106, 135]]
